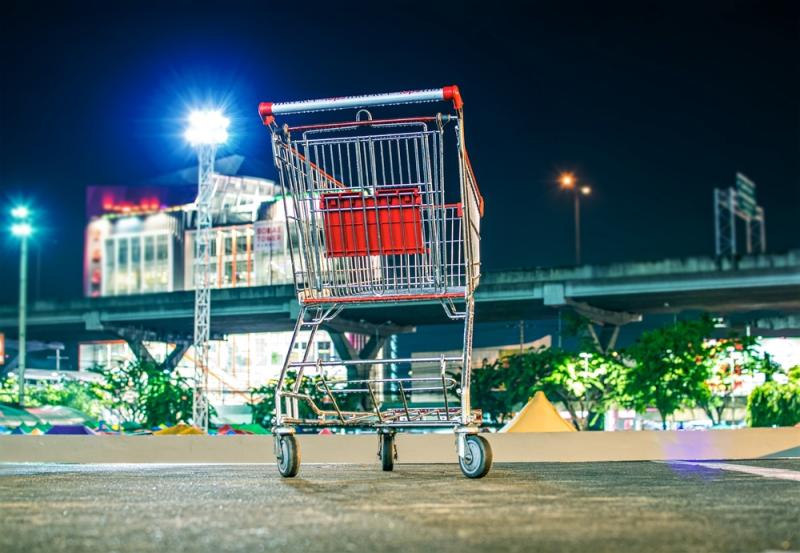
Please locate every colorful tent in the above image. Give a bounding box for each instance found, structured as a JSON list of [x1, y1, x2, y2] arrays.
[[215, 424, 251, 435], [230, 423, 269, 435], [153, 423, 205, 435], [499, 391, 577, 433], [0, 404, 41, 427], [45, 425, 97, 435]]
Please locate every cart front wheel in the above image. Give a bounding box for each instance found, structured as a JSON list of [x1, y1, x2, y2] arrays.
[[459, 435, 492, 479], [380, 433, 395, 472], [277, 435, 300, 478]]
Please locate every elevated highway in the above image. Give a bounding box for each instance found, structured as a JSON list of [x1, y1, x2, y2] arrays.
[[1, 251, 797, 346]]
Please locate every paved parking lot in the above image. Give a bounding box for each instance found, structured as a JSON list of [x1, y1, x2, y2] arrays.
[[0, 460, 798, 553]]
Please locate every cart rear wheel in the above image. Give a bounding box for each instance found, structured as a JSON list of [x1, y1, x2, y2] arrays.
[[380, 433, 395, 472], [459, 435, 492, 479], [277, 435, 300, 478]]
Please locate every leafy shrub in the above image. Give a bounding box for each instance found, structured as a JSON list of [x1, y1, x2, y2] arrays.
[[0, 375, 107, 418], [747, 381, 800, 427], [92, 361, 197, 428]]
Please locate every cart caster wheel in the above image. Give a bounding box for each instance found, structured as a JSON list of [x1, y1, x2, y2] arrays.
[[380, 433, 395, 472], [459, 435, 492, 479], [277, 435, 300, 478]]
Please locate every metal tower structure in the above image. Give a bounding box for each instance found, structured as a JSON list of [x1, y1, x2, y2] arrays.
[[185, 109, 229, 432], [714, 173, 766, 257], [192, 143, 215, 431]]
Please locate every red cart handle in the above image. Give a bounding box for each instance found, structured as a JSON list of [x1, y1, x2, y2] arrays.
[[259, 86, 462, 124]]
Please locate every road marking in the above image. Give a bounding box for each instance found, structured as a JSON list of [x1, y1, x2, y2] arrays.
[[671, 461, 800, 482]]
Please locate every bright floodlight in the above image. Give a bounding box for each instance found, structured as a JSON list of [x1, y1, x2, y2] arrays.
[[11, 222, 32, 237], [11, 206, 30, 219], [185, 110, 230, 146], [580, 185, 592, 196], [559, 172, 575, 189]]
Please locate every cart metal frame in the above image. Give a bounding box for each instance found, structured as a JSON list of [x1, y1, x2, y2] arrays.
[[258, 86, 491, 478]]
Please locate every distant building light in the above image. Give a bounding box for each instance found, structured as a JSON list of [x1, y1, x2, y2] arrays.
[[100, 197, 162, 214]]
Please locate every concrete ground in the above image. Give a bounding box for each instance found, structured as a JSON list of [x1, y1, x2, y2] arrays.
[[0, 461, 798, 553]]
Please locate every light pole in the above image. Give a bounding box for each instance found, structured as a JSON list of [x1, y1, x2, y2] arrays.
[[185, 109, 229, 432], [11, 206, 32, 406], [559, 173, 592, 265]]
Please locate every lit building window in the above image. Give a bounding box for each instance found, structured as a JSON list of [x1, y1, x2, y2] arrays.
[[102, 232, 173, 295]]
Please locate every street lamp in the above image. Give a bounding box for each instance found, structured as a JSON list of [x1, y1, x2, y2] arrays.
[[10, 206, 33, 406], [185, 109, 229, 432], [559, 172, 592, 265]]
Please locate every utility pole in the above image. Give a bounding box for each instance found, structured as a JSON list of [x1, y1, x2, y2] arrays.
[[559, 173, 592, 265], [573, 190, 581, 265], [11, 206, 32, 406], [18, 230, 28, 405]]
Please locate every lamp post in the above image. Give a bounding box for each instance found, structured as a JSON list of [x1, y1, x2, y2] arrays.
[[185, 109, 229, 432], [11, 207, 32, 406], [559, 173, 592, 265]]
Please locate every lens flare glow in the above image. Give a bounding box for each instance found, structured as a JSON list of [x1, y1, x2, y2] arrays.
[[184, 110, 230, 146], [11, 222, 33, 237], [11, 206, 30, 219]]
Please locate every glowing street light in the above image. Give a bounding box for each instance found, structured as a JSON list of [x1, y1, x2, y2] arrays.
[[10, 205, 34, 406], [11, 206, 30, 219], [558, 172, 592, 265], [185, 108, 229, 432], [11, 222, 32, 237], [184, 110, 230, 146]]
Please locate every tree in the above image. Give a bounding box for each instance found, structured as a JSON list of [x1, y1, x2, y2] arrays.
[[538, 349, 625, 430], [92, 360, 197, 428], [699, 337, 781, 425], [623, 317, 716, 429], [471, 347, 624, 430]]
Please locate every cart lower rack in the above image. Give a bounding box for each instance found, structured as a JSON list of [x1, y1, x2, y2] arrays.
[[259, 86, 489, 478]]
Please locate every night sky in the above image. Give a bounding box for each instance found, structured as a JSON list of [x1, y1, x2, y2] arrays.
[[1, 1, 798, 305]]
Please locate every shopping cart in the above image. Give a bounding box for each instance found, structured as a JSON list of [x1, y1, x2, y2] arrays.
[[258, 86, 490, 478]]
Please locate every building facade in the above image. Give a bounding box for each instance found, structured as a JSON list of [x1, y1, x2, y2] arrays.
[[79, 171, 351, 412]]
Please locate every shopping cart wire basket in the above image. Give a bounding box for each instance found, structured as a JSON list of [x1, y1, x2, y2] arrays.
[[258, 86, 490, 478]]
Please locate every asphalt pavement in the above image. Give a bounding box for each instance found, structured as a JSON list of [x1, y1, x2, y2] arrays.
[[0, 460, 798, 553]]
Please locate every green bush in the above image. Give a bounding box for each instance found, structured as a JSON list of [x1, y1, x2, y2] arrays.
[[92, 361, 198, 428], [747, 381, 800, 427], [0, 375, 108, 418]]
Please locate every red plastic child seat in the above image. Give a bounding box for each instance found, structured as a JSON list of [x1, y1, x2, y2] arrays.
[[320, 187, 425, 257]]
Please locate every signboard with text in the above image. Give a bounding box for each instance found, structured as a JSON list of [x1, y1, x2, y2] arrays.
[[253, 221, 285, 253]]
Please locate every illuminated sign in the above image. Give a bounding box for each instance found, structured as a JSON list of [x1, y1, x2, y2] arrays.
[[101, 196, 162, 214]]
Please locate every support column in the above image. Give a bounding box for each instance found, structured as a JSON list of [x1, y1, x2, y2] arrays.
[[162, 342, 191, 372]]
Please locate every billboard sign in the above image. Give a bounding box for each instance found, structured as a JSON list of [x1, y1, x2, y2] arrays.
[[253, 221, 284, 253], [735, 172, 757, 217]]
